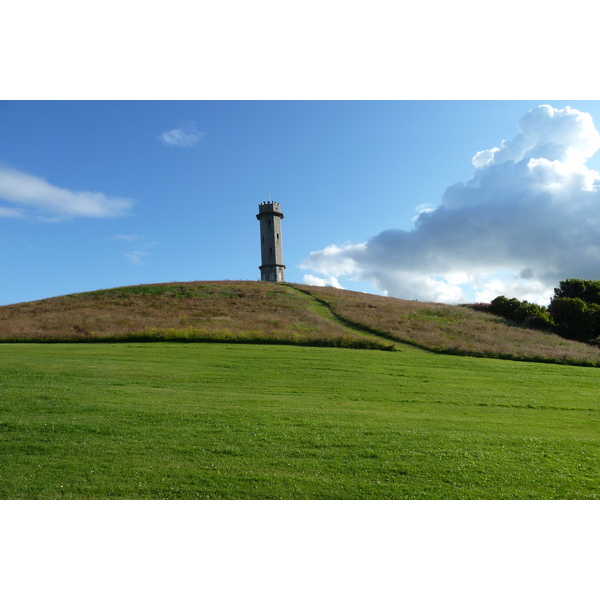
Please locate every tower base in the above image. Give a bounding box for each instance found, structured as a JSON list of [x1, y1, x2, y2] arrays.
[[259, 265, 286, 283]]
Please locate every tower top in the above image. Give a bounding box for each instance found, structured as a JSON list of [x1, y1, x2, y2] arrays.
[[257, 201, 284, 218]]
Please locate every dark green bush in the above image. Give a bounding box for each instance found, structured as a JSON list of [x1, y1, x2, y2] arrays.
[[553, 279, 600, 305], [548, 297, 600, 342], [546, 280, 600, 342], [488, 296, 552, 327]]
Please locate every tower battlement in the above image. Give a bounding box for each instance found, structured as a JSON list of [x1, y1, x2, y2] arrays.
[[257, 201, 283, 217]]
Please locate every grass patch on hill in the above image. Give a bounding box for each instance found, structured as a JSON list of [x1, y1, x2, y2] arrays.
[[4, 280, 600, 366], [1, 342, 598, 499], [289, 284, 600, 367], [0, 281, 390, 350]]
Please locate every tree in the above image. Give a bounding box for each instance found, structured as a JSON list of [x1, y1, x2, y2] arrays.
[[549, 280, 600, 342], [549, 296, 600, 342], [489, 296, 551, 326], [553, 279, 600, 305]]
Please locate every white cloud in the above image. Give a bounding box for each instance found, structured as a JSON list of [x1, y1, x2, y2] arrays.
[[0, 165, 133, 221], [302, 274, 344, 288], [124, 250, 149, 266], [412, 203, 436, 222], [0, 206, 25, 218], [303, 242, 366, 277], [158, 123, 205, 147], [302, 105, 600, 305], [109, 234, 143, 242], [111, 236, 157, 266]]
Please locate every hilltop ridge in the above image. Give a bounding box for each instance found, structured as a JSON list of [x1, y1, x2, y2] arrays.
[[2, 280, 600, 366]]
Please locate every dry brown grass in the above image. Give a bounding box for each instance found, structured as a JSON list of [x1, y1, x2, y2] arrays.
[[0, 281, 388, 349], [289, 284, 600, 366], [4, 279, 600, 364]]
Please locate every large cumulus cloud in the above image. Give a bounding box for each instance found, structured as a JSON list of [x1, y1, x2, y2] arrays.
[[301, 105, 600, 305]]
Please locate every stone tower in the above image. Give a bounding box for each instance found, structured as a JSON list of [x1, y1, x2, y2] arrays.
[[256, 200, 285, 282]]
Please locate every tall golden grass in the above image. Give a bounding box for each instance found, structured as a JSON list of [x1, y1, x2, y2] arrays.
[[0, 281, 389, 349], [3, 280, 600, 364], [289, 284, 600, 366]]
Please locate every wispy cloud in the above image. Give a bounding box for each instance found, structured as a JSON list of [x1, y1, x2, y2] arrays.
[[158, 123, 205, 148], [0, 165, 134, 221], [108, 234, 157, 266], [0, 205, 25, 219], [124, 250, 150, 266], [108, 234, 144, 242], [302, 105, 600, 305]]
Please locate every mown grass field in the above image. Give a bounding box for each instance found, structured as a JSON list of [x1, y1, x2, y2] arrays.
[[2, 341, 598, 499]]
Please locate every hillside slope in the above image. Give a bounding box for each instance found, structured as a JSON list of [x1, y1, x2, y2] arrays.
[[289, 284, 600, 366], [0, 281, 389, 350], [2, 280, 600, 366]]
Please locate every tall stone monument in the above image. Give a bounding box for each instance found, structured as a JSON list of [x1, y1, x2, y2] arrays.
[[256, 200, 285, 282]]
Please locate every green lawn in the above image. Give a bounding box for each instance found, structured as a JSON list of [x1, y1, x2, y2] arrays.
[[1, 342, 599, 499]]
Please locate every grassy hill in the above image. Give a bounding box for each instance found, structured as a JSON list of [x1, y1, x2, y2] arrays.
[[2, 280, 600, 366], [2, 280, 599, 499]]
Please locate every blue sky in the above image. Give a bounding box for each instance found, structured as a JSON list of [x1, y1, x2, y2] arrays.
[[2, 100, 600, 306]]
